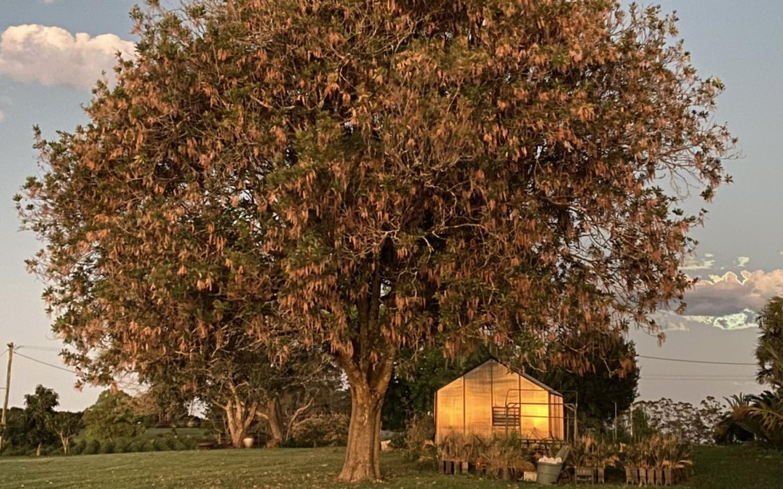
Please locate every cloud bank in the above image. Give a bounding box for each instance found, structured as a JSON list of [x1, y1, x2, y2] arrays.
[[0, 25, 134, 90], [657, 270, 783, 331]]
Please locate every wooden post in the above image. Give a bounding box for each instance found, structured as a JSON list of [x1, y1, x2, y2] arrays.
[[0, 343, 14, 451]]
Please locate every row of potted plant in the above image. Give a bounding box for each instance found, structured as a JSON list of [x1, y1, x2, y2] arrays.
[[621, 435, 692, 485], [437, 433, 552, 481], [437, 433, 691, 485], [571, 434, 692, 485]]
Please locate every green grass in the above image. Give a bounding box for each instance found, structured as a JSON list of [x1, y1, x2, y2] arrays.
[[0, 445, 780, 488]]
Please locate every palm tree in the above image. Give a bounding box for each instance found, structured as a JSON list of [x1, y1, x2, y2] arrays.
[[756, 297, 783, 389]]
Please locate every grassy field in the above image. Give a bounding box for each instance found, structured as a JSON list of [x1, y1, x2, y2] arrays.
[[0, 445, 781, 488]]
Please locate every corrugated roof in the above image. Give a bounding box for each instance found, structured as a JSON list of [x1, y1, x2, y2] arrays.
[[438, 358, 563, 397]]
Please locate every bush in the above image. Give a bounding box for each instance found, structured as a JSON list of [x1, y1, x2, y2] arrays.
[[115, 438, 132, 453], [69, 440, 87, 455], [288, 414, 350, 447], [153, 438, 170, 451], [100, 441, 116, 454], [83, 440, 101, 455], [390, 431, 406, 449], [403, 414, 435, 461]]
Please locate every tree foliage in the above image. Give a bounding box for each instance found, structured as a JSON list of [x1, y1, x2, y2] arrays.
[[538, 334, 639, 427], [756, 296, 783, 390], [51, 411, 84, 454], [83, 390, 144, 442], [23, 385, 60, 456], [18, 0, 732, 481]]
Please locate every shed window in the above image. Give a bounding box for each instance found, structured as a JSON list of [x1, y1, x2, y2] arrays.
[[492, 406, 520, 427]]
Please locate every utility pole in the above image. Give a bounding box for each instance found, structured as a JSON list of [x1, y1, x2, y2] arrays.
[[0, 343, 14, 451], [613, 402, 618, 442]]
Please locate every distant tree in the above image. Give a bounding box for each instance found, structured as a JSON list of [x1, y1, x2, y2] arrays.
[[83, 390, 144, 441], [132, 384, 190, 427], [635, 397, 724, 445], [18, 0, 733, 481], [383, 348, 489, 431], [0, 407, 25, 451], [756, 296, 783, 389], [50, 411, 83, 454], [539, 335, 639, 427], [23, 385, 59, 456]]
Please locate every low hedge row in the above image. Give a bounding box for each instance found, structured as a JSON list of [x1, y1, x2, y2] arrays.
[[1, 433, 200, 457]]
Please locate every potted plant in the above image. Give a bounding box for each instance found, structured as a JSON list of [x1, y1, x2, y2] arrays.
[[242, 436, 254, 449], [593, 439, 619, 484], [571, 436, 597, 484], [622, 442, 642, 484]]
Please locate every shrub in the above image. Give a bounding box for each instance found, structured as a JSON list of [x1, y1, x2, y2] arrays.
[[69, 440, 87, 455], [403, 414, 435, 461], [126, 440, 144, 453], [288, 414, 350, 447], [153, 438, 170, 451], [389, 431, 406, 449], [83, 440, 101, 455], [100, 441, 116, 454], [114, 438, 130, 453]]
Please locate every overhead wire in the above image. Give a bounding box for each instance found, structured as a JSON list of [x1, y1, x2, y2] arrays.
[[12, 351, 143, 391], [638, 355, 756, 366]]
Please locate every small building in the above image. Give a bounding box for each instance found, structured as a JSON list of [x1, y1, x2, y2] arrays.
[[434, 359, 565, 444]]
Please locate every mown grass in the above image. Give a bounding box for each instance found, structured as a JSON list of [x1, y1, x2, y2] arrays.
[[0, 444, 780, 488]]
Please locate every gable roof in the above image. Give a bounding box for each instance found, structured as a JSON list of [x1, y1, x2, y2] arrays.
[[441, 358, 563, 397]]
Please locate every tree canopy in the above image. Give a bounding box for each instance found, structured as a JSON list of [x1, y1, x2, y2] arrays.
[[83, 390, 144, 442], [19, 0, 732, 481]]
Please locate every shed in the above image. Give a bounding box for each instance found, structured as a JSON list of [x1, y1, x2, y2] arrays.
[[434, 359, 565, 444]]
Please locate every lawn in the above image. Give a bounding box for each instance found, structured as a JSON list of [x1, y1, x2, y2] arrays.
[[0, 445, 780, 489]]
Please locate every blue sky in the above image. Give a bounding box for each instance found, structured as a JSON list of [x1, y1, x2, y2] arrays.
[[0, 0, 781, 410]]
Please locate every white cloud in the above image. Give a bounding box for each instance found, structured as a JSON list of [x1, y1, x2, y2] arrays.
[[737, 256, 750, 268], [681, 256, 716, 271], [0, 25, 134, 90], [655, 270, 783, 331], [43, 0, 63, 4]]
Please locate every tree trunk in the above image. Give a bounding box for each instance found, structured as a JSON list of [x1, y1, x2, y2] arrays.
[[266, 399, 284, 446], [36, 443, 42, 457], [336, 352, 394, 483], [223, 398, 257, 448]]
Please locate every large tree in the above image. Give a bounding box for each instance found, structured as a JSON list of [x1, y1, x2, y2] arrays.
[[19, 0, 732, 481]]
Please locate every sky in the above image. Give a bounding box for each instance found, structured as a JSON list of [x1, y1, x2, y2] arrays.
[[0, 0, 782, 412]]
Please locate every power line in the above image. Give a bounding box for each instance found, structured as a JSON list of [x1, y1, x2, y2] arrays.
[[638, 355, 756, 366], [17, 345, 63, 353], [644, 378, 757, 382], [13, 352, 75, 374], [13, 351, 142, 390]]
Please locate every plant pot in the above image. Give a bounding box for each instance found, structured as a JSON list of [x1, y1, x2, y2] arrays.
[[639, 467, 652, 484], [536, 462, 563, 485], [653, 468, 664, 486], [242, 437, 254, 449], [575, 467, 596, 483], [663, 467, 673, 486], [625, 465, 639, 484]]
